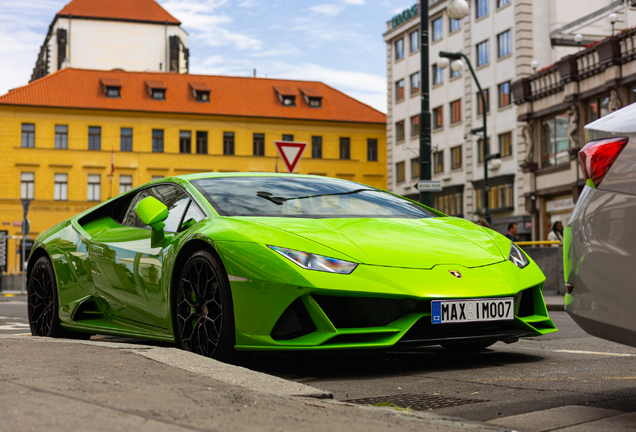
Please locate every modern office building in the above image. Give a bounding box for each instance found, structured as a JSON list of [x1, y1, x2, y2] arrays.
[[31, 0, 190, 81], [0, 68, 386, 273], [383, 0, 633, 238]]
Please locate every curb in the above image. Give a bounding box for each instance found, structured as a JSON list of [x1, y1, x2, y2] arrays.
[[547, 304, 565, 312]]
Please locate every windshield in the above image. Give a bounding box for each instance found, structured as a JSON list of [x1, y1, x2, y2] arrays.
[[191, 176, 439, 218]]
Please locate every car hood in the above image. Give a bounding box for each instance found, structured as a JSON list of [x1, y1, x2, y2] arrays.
[[243, 216, 507, 269]]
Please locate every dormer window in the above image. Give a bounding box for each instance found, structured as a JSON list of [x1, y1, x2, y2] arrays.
[[101, 78, 121, 98], [146, 80, 167, 100], [190, 82, 211, 103], [274, 86, 296, 107], [300, 88, 322, 108]]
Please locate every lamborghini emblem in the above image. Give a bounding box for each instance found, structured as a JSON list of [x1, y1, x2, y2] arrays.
[[449, 270, 462, 279]]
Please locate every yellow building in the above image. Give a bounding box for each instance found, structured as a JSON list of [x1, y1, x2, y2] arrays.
[[0, 68, 386, 274]]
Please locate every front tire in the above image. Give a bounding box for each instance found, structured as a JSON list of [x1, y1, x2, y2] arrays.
[[174, 250, 237, 362], [27, 256, 72, 338]]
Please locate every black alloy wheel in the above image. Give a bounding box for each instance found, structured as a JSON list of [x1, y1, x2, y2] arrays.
[[27, 256, 66, 337], [175, 250, 236, 361]]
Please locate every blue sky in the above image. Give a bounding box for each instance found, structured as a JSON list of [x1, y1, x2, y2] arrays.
[[0, 0, 415, 112]]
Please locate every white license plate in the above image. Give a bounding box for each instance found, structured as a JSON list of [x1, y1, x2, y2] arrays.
[[431, 297, 514, 324]]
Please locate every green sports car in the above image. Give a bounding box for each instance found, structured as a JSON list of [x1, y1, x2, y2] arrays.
[[27, 173, 556, 361]]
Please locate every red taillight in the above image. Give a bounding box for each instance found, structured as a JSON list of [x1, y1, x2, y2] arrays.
[[579, 137, 629, 188]]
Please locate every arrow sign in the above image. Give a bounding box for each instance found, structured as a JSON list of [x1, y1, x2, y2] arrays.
[[274, 141, 308, 174]]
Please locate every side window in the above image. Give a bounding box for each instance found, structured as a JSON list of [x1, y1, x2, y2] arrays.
[[121, 184, 190, 232], [180, 201, 206, 231]]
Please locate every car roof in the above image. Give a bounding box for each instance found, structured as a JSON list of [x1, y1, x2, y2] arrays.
[[175, 172, 337, 182]]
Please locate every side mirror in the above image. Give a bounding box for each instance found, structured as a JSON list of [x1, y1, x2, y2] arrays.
[[135, 196, 168, 231]]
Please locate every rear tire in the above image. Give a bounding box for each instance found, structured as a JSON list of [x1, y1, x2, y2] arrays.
[[173, 250, 237, 362], [27, 256, 90, 339]]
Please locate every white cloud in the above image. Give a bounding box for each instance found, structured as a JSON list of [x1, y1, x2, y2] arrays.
[[340, 0, 365, 4], [308, 4, 343, 16]]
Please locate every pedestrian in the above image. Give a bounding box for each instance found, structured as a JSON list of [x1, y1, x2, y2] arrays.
[[547, 221, 563, 246], [505, 223, 517, 241], [476, 218, 490, 228]]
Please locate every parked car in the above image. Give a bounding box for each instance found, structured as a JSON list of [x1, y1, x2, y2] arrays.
[[28, 173, 556, 361], [565, 102, 636, 347]]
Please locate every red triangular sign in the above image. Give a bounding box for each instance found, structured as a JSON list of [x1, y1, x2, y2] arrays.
[[274, 141, 308, 173]]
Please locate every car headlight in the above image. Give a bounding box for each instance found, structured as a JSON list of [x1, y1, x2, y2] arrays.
[[268, 246, 358, 275], [508, 243, 529, 269]]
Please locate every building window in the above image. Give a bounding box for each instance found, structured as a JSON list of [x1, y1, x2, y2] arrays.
[[152, 129, 164, 153], [498, 81, 511, 107], [395, 121, 405, 142], [340, 137, 351, 160], [434, 192, 463, 216], [119, 175, 132, 194], [411, 115, 420, 137], [497, 30, 511, 58], [395, 39, 404, 60], [451, 67, 461, 78], [147, 81, 166, 100], [223, 132, 235, 155], [195, 90, 210, 102], [367, 139, 378, 162], [434, 151, 444, 173], [432, 64, 443, 86], [587, 94, 611, 122], [54, 125, 68, 149], [120, 127, 132, 152], [476, 0, 488, 18], [432, 17, 443, 41], [450, 99, 462, 123], [499, 132, 513, 157], [196, 131, 208, 154], [480, 184, 513, 210], [451, 145, 462, 169], [497, 0, 510, 7], [87, 174, 101, 202], [411, 72, 421, 93], [20, 172, 34, 199], [476, 40, 489, 66], [396, 162, 405, 183], [105, 86, 120, 98], [541, 113, 570, 168], [311, 136, 322, 159], [179, 131, 191, 153], [477, 89, 490, 115], [282, 134, 294, 142], [450, 17, 461, 33], [54, 173, 68, 201], [396, 79, 405, 101], [21, 123, 35, 148], [88, 126, 101, 150], [151, 176, 164, 181], [477, 137, 490, 163], [306, 97, 322, 108], [411, 157, 420, 179], [410, 30, 419, 52], [433, 106, 444, 129], [254, 133, 265, 156]]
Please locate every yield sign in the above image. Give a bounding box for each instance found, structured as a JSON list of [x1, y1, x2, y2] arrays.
[[274, 141, 308, 173]]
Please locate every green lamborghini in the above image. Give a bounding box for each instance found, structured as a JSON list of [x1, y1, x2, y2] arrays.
[[27, 173, 556, 361]]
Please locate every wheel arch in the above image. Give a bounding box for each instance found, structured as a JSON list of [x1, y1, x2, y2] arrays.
[[26, 246, 52, 282]]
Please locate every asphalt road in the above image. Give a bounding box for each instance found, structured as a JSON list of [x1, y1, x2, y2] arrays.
[[3, 295, 636, 426]]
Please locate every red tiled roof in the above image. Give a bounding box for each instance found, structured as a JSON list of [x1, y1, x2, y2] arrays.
[[100, 78, 121, 87], [56, 0, 180, 25], [273, 86, 296, 97], [189, 82, 210, 92], [145, 80, 166, 90], [300, 87, 322, 98], [0, 69, 386, 124]]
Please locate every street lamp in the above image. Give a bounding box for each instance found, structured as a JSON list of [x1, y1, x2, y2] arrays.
[[419, 0, 469, 206], [439, 50, 500, 226], [574, 33, 583, 51], [609, 13, 618, 36]]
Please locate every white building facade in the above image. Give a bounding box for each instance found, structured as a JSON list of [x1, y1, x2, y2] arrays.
[[31, 0, 189, 81], [384, 0, 633, 239]]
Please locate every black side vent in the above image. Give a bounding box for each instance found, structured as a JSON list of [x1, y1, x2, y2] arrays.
[[313, 296, 420, 328], [517, 287, 535, 317], [72, 297, 105, 322], [270, 298, 317, 340]]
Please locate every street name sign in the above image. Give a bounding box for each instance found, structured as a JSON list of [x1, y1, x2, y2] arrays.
[[274, 141, 308, 173], [416, 180, 442, 192]]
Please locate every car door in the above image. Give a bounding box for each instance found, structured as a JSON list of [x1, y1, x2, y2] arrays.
[[89, 184, 203, 329]]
